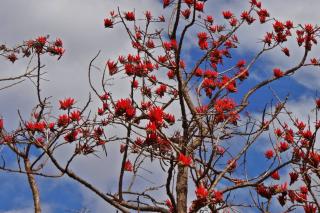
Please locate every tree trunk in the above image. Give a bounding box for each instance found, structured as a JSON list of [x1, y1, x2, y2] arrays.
[[176, 164, 188, 213], [24, 158, 41, 213]]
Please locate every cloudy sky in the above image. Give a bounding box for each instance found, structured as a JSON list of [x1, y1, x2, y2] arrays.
[[0, 0, 320, 212]]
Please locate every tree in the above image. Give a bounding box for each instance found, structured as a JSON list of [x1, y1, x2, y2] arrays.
[[0, 0, 320, 212]]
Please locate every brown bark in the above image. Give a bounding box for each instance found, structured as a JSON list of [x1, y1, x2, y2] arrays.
[[24, 158, 41, 213], [176, 164, 188, 213]]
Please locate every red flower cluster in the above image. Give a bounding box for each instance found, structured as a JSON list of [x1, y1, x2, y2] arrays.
[[0, 119, 3, 129], [155, 84, 167, 97], [178, 153, 192, 166], [271, 170, 280, 180], [148, 106, 164, 126], [64, 130, 78, 143], [195, 185, 208, 199], [124, 11, 135, 21], [25, 121, 46, 132], [181, 9, 191, 19], [124, 160, 133, 172], [115, 99, 136, 120], [222, 11, 233, 19], [264, 149, 274, 159], [197, 32, 208, 50], [59, 98, 75, 110], [107, 60, 117, 75], [70, 110, 81, 121], [273, 68, 284, 78], [57, 114, 70, 127], [214, 98, 239, 124]]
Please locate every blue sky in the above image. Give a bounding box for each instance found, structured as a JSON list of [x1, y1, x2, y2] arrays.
[[0, 0, 320, 212]]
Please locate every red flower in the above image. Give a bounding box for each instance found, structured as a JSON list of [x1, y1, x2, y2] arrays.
[[316, 99, 320, 110], [57, 114, 70, 127], [222, 11, 233, 19], [273, 68, 284, 78], [227, 159, 237, 172], [34, 121, 46, 132], [124, 11, 135, 21], [214, 98, 236, 113], [271, 170, 280, 180], [34, 137, 44, 147], [195, 2, 204, 11], [229, 18, 238, 27], [219, 75, 237, 92], [195, 185, 208, 199], [104, 18, 113, 28], [26, 122, 35, 131], [59, 98, 75, 110], [100, 93, 109, 101], [163, 0, 170, 8], [98, 108, 105, 116], [300, 186, 308, 194], [167, 70, 175, 79], [265, 149, 274, 159], [302, 130, 313, 140], [165, 199, 174, 212], [304, 204, 317, 213], [120, 144, 126, 153], [184, 0, 193, 5], [278, 141, 289, 152], [237, 68, 249, 81], [124, 160, 133, 172], [48, 122, 55, 131], [178, 153, 192, 166], [146, 122, 157, 133], [0, 119, 3, 129], [146, 39, 155, 49], [155, 84, 167, 97], [216, 146, 225, 155], [125, 107, 136, 120], [141, 101, 151, 110], [204, 70, 218, 79], [235, 59, 245, 68], [289, 172, 299, 185], [70, 110, 81, 121], [49, 46, 65, 56], [148, 106, 164, 126], [164, 113, 175, 125], [158, 15, 165, 22], [241, 11, 255, 24], [304, 24, 314, 34], [145, 11, 152, 21], [311, 58, 319, 65], [64, 130, 78, 142], [282, 47, 290, 56], [107, 60, 117, 75], [257, 184, 271, 199], [197, 32, 208, 41], [7, 53, 17, 63], [132, 80, 139, 88], [36, 36, 47, 46], [198, 40, 208, 50], [273, 20, 285, 33], [285, 20, 293, 29], [206, 15, 214, 24], [54, 38, 63, 47], [212, 190, 223, 203], [194, 68, 203, 77], [115, 99, 132, 115], [309, 151, 320, 167], [181, 9, 191, 19]]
